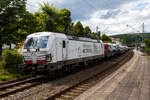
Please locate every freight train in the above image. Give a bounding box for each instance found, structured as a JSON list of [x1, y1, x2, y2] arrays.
[[20, 32, 129, 75]]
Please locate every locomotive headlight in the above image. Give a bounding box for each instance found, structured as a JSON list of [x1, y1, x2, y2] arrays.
[[46, 54, 52, 62]]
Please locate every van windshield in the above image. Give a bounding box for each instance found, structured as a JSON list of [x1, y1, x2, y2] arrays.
[[24, 36, 49, 49]]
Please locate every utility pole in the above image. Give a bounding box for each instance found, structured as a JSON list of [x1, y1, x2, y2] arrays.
[[126, 24, 140, 49], [96, 26, 99, 33], [141, 23, 146, 53], [96, 26, 101, 38], [141, 23, 145, 42], [126, 23, 146, 51], [142, 23, 145, 33]]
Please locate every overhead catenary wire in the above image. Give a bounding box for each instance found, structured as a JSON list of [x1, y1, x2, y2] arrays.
[[84, 0, 102, 15], [26, 0, 129, 34], [27, 0, 105, 32], [83, 0, 146, 34], [126, 24, 141, 33], [83, 0, 119, 34]]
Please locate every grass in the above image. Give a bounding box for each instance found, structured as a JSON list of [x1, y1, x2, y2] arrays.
[[0, 59, 24, 82], [146, 47, 150, 51], [146, 48, 150, 56]]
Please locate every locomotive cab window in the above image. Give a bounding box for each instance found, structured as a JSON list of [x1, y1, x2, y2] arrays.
[[63, 40, 66, 48]]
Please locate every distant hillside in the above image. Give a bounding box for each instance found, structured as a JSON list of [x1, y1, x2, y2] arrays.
[[111, 33, 150, 38], [111, 33, 150, 46]]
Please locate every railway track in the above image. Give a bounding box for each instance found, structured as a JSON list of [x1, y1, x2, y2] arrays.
[[0, 51, 133, 99], [45, 51, 133, 100], [0, 75, 46, 98], [0, 75, 31, 85]]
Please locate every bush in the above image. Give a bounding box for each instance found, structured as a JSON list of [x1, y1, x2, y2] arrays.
[[0, 50, 24, 82], [145, 39, 150, 50], [2, 50, 23, 68], [0, 75, 12, 82]]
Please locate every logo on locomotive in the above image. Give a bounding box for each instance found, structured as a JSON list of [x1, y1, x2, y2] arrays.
[[83, 44, 92, 53]]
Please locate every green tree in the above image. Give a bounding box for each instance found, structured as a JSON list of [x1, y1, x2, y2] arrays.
[[20, 12, 37, 35], [122, 37, 128, 45], [84, 26, 91, 37], [58, 8, 72, 33], [101, 34, 112, 43], [89, 32, 97, 39], [66, 23, 74, 35], [145, 39, 150, 50], [12, 12, 38, 45], [34, 12, 49, 32], [72, 21, 84, 36], [0, 0, 27, 55], [39, 2, 71, 33]]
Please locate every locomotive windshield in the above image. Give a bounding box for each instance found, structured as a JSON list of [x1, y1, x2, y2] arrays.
[[24, 36, 49, 49]]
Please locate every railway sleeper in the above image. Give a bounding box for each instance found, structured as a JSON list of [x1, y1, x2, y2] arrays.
[[55, 98, 65, 100], [45, 51, 133, 100], [65, 92, 80, 96], [60, 95, 74, 99], [69, 89, 84, 93]]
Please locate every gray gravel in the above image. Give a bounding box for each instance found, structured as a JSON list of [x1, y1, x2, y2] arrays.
[[3, 54, 129, 100]]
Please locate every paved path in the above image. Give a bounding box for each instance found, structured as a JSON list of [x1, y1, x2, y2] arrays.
[[75, 50, 150, 100]]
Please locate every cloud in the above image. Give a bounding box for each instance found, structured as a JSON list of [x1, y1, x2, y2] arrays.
[[27, 0, 150, 35], [132, 2, 149, 11], [100, 9, 121, 19], [81, 0, 150, 34], [27, 0, 137, 20], [56, 0, 138, 20]]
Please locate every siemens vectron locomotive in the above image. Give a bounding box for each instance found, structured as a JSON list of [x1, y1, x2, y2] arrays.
[[20, 32, 128, 75]]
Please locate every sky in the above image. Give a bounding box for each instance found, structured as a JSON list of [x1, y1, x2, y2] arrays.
[[26, 0, 150, 35]]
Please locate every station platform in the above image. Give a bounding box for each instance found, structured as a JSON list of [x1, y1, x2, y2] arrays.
[[75, 50, 150, 100]]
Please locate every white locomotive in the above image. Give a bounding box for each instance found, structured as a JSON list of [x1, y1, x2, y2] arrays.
[[21, 32, 104, 74]]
